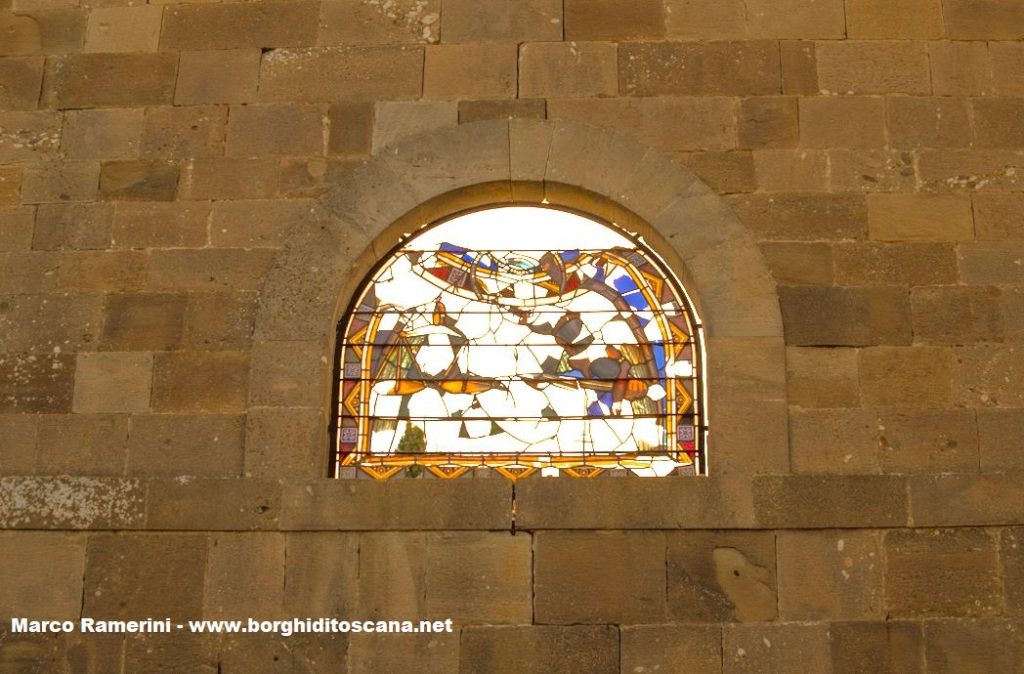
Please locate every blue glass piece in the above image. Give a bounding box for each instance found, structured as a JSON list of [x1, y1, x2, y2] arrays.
[[440, 242, 467, 254], [613, 276, 638, 293], [562, 369, 585, 379], [624, 291, 649, 310], [653, 344, 666, 373], [587, 401, 605, 416], [561, 249, 580, 262]]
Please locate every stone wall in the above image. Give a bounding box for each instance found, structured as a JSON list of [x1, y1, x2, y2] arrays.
[[1, 0, 1023, 671]]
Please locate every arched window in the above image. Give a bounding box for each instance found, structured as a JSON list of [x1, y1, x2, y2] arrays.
[[332, 206, 706, 480]]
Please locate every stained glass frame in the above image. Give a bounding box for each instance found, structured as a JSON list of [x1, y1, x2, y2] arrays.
[[330, 204, 707, 480]]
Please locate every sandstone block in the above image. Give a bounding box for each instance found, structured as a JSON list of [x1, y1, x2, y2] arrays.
[[147, 248, 275, 292], [0, 414, 37, 473], [875, 409, 980, 473], [459, 98, 546, 123], [347, 631, 458, 673], [565, 0, 663, 40], [0, 250, 57, 293], [151, 351, 248, 413], [760, 241, 833, 285], [371, 100, 457, 152], [20, 161, 98, 204], [160, 2, 318, 50], [924, 618, 1024, 672], [745, 0, 845, 38], [127, 414, 244, 477], [147, 478, 281, 530], [283, 533, 359, 616], [0, 56, 43, 109], [777, 530, 883, 620], [667, 531, 776, 622], [534, 531, 665, 623], [248, 340, 323, 407], [728, 193, 867, 240], [460, 626, 618, 674], [847, 0, 944, 37], [789, 408, 879, 473], [425, 532, 532, 623], [833, 242, 957, 285], [423, 43, 517, 99], [664, 0, 746, 38], [753, 149, 827, 191], [816, 41, 930, 94], [828, 149, 918, 192], [204, 533, 285, 619], [829, 622, 924, 674], [61, 108, 142, 160], [183, 292, 257, 350], [180, 158, 280, 200], [723, 623, 831, 674], [780, 286, 912, 346], [211, 199, 314, 248], [55, 250, 146, 292], [43, 53, 177, 108], [0, 207, 32, 252], [259, 46, 423, 102], [910, 474, 1024, 526], [973, 192, 1024, 239], [992, 42, 1024, 94], [0, 294, 102, 354], [786, 347, 859, 407], [0, 9, 86, 56], [0, 168, 21, 205], [973, 98, 1024, 148], [84, 6, 161, 53], [0, 532, 85, 619], [780, 40, 818, 94], [99, 160, 178, 201], [73, 351, 151, 414], [943, 0, 1024, 39], [226, 104, 323, 158], [317, 0, 440, 45], [753, 475, 908, 527], [978, 408, 1024, 471], [954, 344, 1024, 407], [959, 242, 1024, 285], [441, 0, 561, 42], [620, 41, 781, 96], [141, 105, 227, 159], [674, 151, 756, 194], [0, 476, 144, 529], [101, 293, 187, 351], [622, 625, 723, 674], [1003, 528, 1024, 613], [911, 286, 1003, 345], [112, 201, 209, 249], [175, 49, 260, 105], [738, 96, 798, 149], [32, 202, 112, 250], [799, 96, 886, 148], [125, 634, 219, 673], [885, 528, 1003, 617], [84, 534, 208, 619], [519, 42, 616, 98], [888, 97, 971, 149], [859, 346, 952, 407], [929, 41, 994, 96], [36, 414, 128, 475], [353, 531, 428, 617], [327, 102, 373, 156], [1002, 287, 1024, 341]]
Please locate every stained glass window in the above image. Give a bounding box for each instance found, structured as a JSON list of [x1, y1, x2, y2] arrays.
[[332, 206, 706, 479]]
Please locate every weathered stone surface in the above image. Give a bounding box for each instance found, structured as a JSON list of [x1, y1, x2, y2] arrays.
[[348, 630, 458, 674], [151, 351, 248, 413], [888, 97, 971, 149], [20, 161, 99, 204], [924, 618, 1024, 672], [211, 199, 315, 248], [868, 193, 974, 241], [959, 242, 1024, 285], [676, 151, 755, 193], [0, 207, 31, 253], [859, 346, 952, 407], [0, 532, 86, 619], [127, 414, 244, 477], [816, 41, 930, 94], [978, 408, 1024, 471], [0, 476, 144, 528], [777, 530, 883, 619], [281, 479, 511, 530], [974, 192, 1024, 239], [259, 46, 423, 102], [112, 201, 209, 249], [790, 408, 879, 474], [175, 49, 260, 105], [828, 149, 917, 192], [847, 0, 943, 37], [460, 626, 618, 674], [943, 0, 1024, 39], [459, 98, 546, 123], [72, 351, 151, 414], [754, 475, 908, 527], [621, 624, 723, 674], [833, 242, 957, 285], [33, 202, 113, 250], [519, 42, 617, 98], [910, 474, 1024, 526], [441, 0, 561, 42], [565, 0, 663, 40], [204, 533, 285, 618], [620, 41, 782, 96], [0, 294, 102, 354], [875, 409, 980, 474], [425, 532, 532, 623], [930, 41, 994, 96], [917, 149, 1024, 192], [423, 43, 517, 99], [248, 340, 323, 407], [0, 56, 43, 110], [0, 168, 21, 205], [372, 100, 457, 153], [667, 531, 777, 622], [911, 286, 1003, 345], [226, 103, 324, 157], [317, 0, 439, 45], [953, 345, 1024, 407], [43, 53, 177, 108], [180, 158, 280, 200], [0, 414, 37, 473], [147, 249, 276, 292], [55, 250, 146, 293], [974, 98, 1024, 148], [283, 532, 359, 616], [760, 241, 832, 284], [355, 531, 428, 617], [739, 97, 799, 149], [829, 621, 925, 674], [664, 0, 746, 38], [746, 0, 845, 37], [160, 2, 318, 50], [142, 105, 227, 160], [61, 109, 142, 160], [728, 193, 867, 240], [723, 623, 831, 674], [84, 6, 161, 53], [328, 102, 374, 156], [1003, 527, 1024, 614], [244, 407, 323, 480], [780, 40, 818, 94], [99, 160, 178, 202], [992, 42, 1024, 94], [36, 414, 129, 475], [754, 149, 827, 191], [124, 633, 218, 674], [0, 9, 86, 56], [779, 286, 912, 346], [787, 346, 859, 407], [799, 96, 886, 148], [534, 531, 665, 623], [885, 528, 1003, 617], [84, 534, 208, 619], [147, 478, 281, 530]]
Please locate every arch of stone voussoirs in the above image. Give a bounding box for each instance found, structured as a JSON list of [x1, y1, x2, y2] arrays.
[[247, 118, 788, 480]]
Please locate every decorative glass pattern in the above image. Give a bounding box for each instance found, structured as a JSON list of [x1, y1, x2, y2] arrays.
[[333, 207, 706, 479]]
